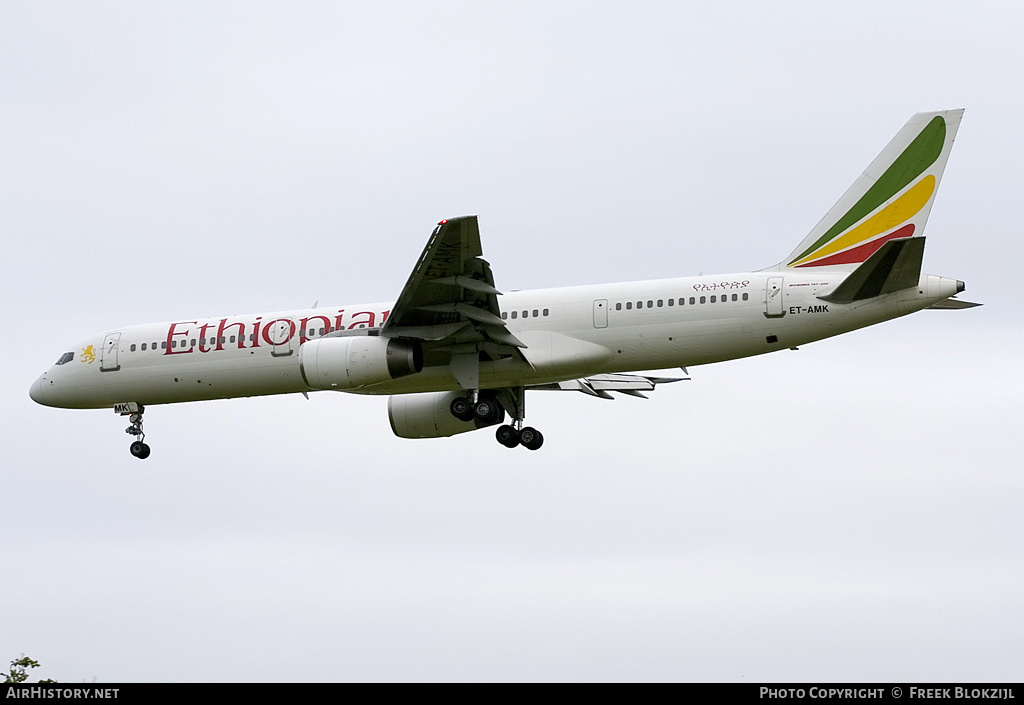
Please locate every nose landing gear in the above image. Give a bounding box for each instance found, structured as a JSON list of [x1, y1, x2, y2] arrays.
[[123, 406, 151, 459]]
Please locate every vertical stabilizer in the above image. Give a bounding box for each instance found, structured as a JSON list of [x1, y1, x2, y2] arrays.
[[772, 110, 963, 272]]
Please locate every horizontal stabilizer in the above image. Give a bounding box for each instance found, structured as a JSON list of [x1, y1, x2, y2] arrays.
[[820, 237, 925, 304], [928, 298, 983, 309]]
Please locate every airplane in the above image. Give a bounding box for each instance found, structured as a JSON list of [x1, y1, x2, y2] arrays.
[[30, 109, 980, 458]]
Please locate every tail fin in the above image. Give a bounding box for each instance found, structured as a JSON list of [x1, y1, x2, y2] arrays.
[[774, 109, 963, 271]]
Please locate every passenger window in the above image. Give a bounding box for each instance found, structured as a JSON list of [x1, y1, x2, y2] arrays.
[[532, 309, 538, 317], [668, 299, 674, 306], [191, 339, 196, 346], [710, 295, 716, 303], [511, 311, 517, 319], [742, 293, 749, 301], [502, 312, 507, 319], [130, 344, 136, 352], [689, 297, 695, 305], [648, 300, 653, 308], [141, 343, 147, 351], [637, 301, 643, 309], [152, 342, 157, 349], [615, 303, 622, 311], [626, 302, 632, 310], [161, 341, 167, 349], [522, 310, 528, 318], [657, 300, 663, 307], [543, 308, 549, 316], [700, 296, 706, 304]]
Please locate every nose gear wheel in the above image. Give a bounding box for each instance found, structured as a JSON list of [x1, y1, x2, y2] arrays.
[[123, 407, 151, 460]]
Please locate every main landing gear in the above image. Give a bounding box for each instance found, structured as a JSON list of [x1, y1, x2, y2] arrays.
[[494, 423, 544, 451], [124, 407, 151, 459], [449, 388, 544, 450]]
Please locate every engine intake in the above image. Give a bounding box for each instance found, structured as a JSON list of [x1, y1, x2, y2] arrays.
[[299, 336, 422, 390]]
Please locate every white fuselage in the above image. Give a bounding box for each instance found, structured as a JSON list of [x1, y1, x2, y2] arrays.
[[29, 270, 962, 410]]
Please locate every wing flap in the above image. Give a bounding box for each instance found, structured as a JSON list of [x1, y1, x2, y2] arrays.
[[530, 373, 688, 398]]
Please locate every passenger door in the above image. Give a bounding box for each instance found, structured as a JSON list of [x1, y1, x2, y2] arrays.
[[100, 332, 121, 371], [765, 277, 785, 318], [593, 299, 608, 328]]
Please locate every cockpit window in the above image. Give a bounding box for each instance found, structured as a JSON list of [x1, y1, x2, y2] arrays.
[[54, 352, 74, 366]]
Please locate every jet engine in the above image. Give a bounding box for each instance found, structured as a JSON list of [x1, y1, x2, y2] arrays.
[[299, 336, 422, 390], [389, 391, 505, 438]]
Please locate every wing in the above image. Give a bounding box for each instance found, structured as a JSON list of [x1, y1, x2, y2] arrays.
[[529, 373, 688, 399], [381, 216, 526, 388]]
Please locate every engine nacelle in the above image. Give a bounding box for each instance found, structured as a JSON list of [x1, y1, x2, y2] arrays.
[[299, 336, 422, 390], [389, 391, 504, 439]]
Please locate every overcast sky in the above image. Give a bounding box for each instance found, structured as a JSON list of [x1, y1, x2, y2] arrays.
[[2, 1, 1021, 682]]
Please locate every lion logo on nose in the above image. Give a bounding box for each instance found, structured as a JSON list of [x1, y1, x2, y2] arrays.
[[81, 345, 96, 364]]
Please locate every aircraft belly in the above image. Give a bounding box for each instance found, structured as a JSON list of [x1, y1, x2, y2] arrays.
[[350, 357, 606, 395], [59, 355, 307, 407], [154, 357, 305, 404], [741, 295, 906, 353], [517, 330, 613, 376], [595, 317, 747, 369]]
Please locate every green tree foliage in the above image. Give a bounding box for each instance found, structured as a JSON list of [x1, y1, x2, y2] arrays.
[[3, 655, 55, 683]]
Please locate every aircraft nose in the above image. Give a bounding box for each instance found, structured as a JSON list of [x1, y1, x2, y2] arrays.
[[29, 376, 46, 405]]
